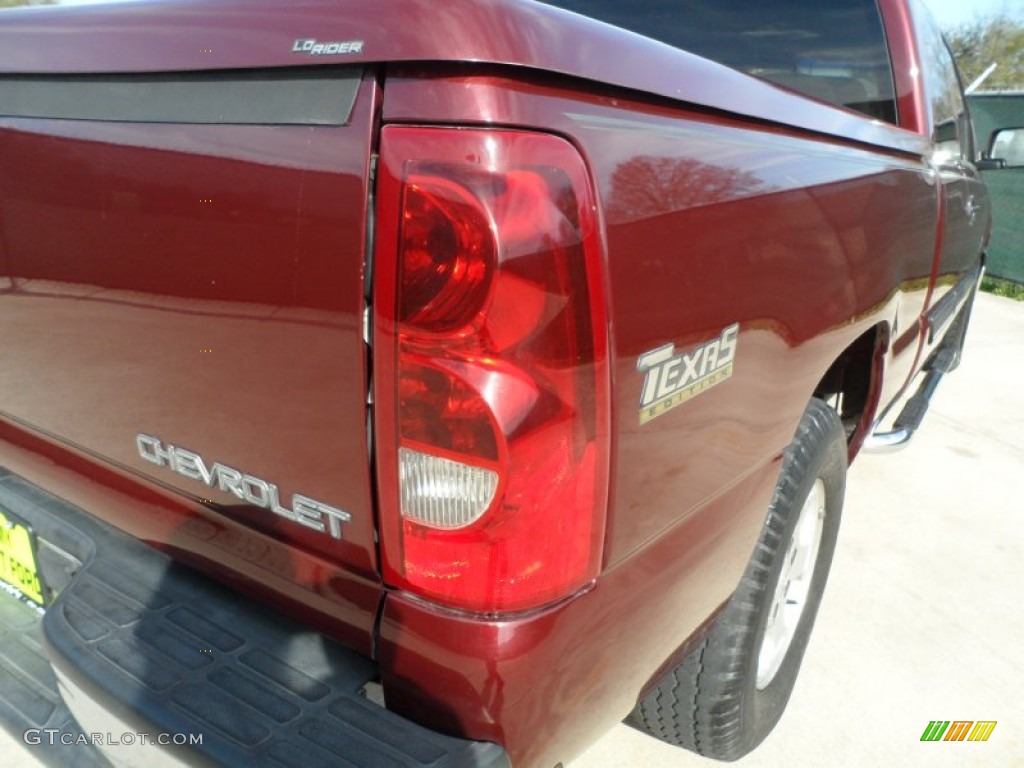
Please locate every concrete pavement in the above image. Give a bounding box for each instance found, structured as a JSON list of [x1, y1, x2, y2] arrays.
[[2, 292, 1022, 767]]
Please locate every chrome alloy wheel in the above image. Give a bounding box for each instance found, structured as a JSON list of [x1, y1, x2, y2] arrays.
[[756, 478, 826, 690]]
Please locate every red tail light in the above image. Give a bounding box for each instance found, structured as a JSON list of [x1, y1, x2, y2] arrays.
[[373, 126, 610, 614]]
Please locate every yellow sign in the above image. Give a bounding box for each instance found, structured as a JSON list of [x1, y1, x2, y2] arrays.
[[0, 509, 45, 607]]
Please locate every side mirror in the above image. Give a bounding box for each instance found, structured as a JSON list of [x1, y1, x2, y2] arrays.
[[986, 127, 1024, 169]]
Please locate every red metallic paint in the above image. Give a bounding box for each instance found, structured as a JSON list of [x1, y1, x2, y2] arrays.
[[0, 2, 990, 766], [879, 0, 929, 137], [0, 0, 925, 156], [0, 418, 380, 654], [380, 458, 781, 767], [380, 66, 946, 539], [0, 73, 384, 648], [877, 0, 990, 388], [371, 67, 979, 764]]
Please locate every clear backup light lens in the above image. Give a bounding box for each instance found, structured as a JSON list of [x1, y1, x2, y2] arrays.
[[374, 126, 610, 614], [399, 447, 499, 529]]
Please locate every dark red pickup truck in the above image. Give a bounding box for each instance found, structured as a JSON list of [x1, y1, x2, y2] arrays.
[[0, 0, 989, 766]]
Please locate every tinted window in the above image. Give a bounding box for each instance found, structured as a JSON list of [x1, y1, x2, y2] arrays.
[[542, 0, 897, 123]]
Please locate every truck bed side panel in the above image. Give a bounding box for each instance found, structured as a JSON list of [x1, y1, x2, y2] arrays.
[[375, 67, 943, 765]]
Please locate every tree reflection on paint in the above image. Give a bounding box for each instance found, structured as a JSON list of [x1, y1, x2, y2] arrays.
[[607, 155, 764, 224]]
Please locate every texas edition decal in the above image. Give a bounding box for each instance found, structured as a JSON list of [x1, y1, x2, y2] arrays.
[[636, 323, 739, 424]]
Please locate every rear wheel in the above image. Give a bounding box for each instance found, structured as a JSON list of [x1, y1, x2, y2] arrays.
[[626, 399, 846, 760]]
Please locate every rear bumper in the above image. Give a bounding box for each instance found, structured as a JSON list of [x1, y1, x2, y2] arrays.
[[0, 468, 509, 768]]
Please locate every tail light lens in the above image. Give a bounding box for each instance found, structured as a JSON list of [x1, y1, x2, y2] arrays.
[[373, 126, 610, 614]]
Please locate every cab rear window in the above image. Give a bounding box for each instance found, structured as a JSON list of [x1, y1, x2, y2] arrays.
[[541, 0, 898, 123]]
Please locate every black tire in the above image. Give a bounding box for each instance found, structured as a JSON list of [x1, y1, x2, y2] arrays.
[[626, 399, 847, 760]]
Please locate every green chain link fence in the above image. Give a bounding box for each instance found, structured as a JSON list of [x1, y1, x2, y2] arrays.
[[970, 93, 1024, 284]]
